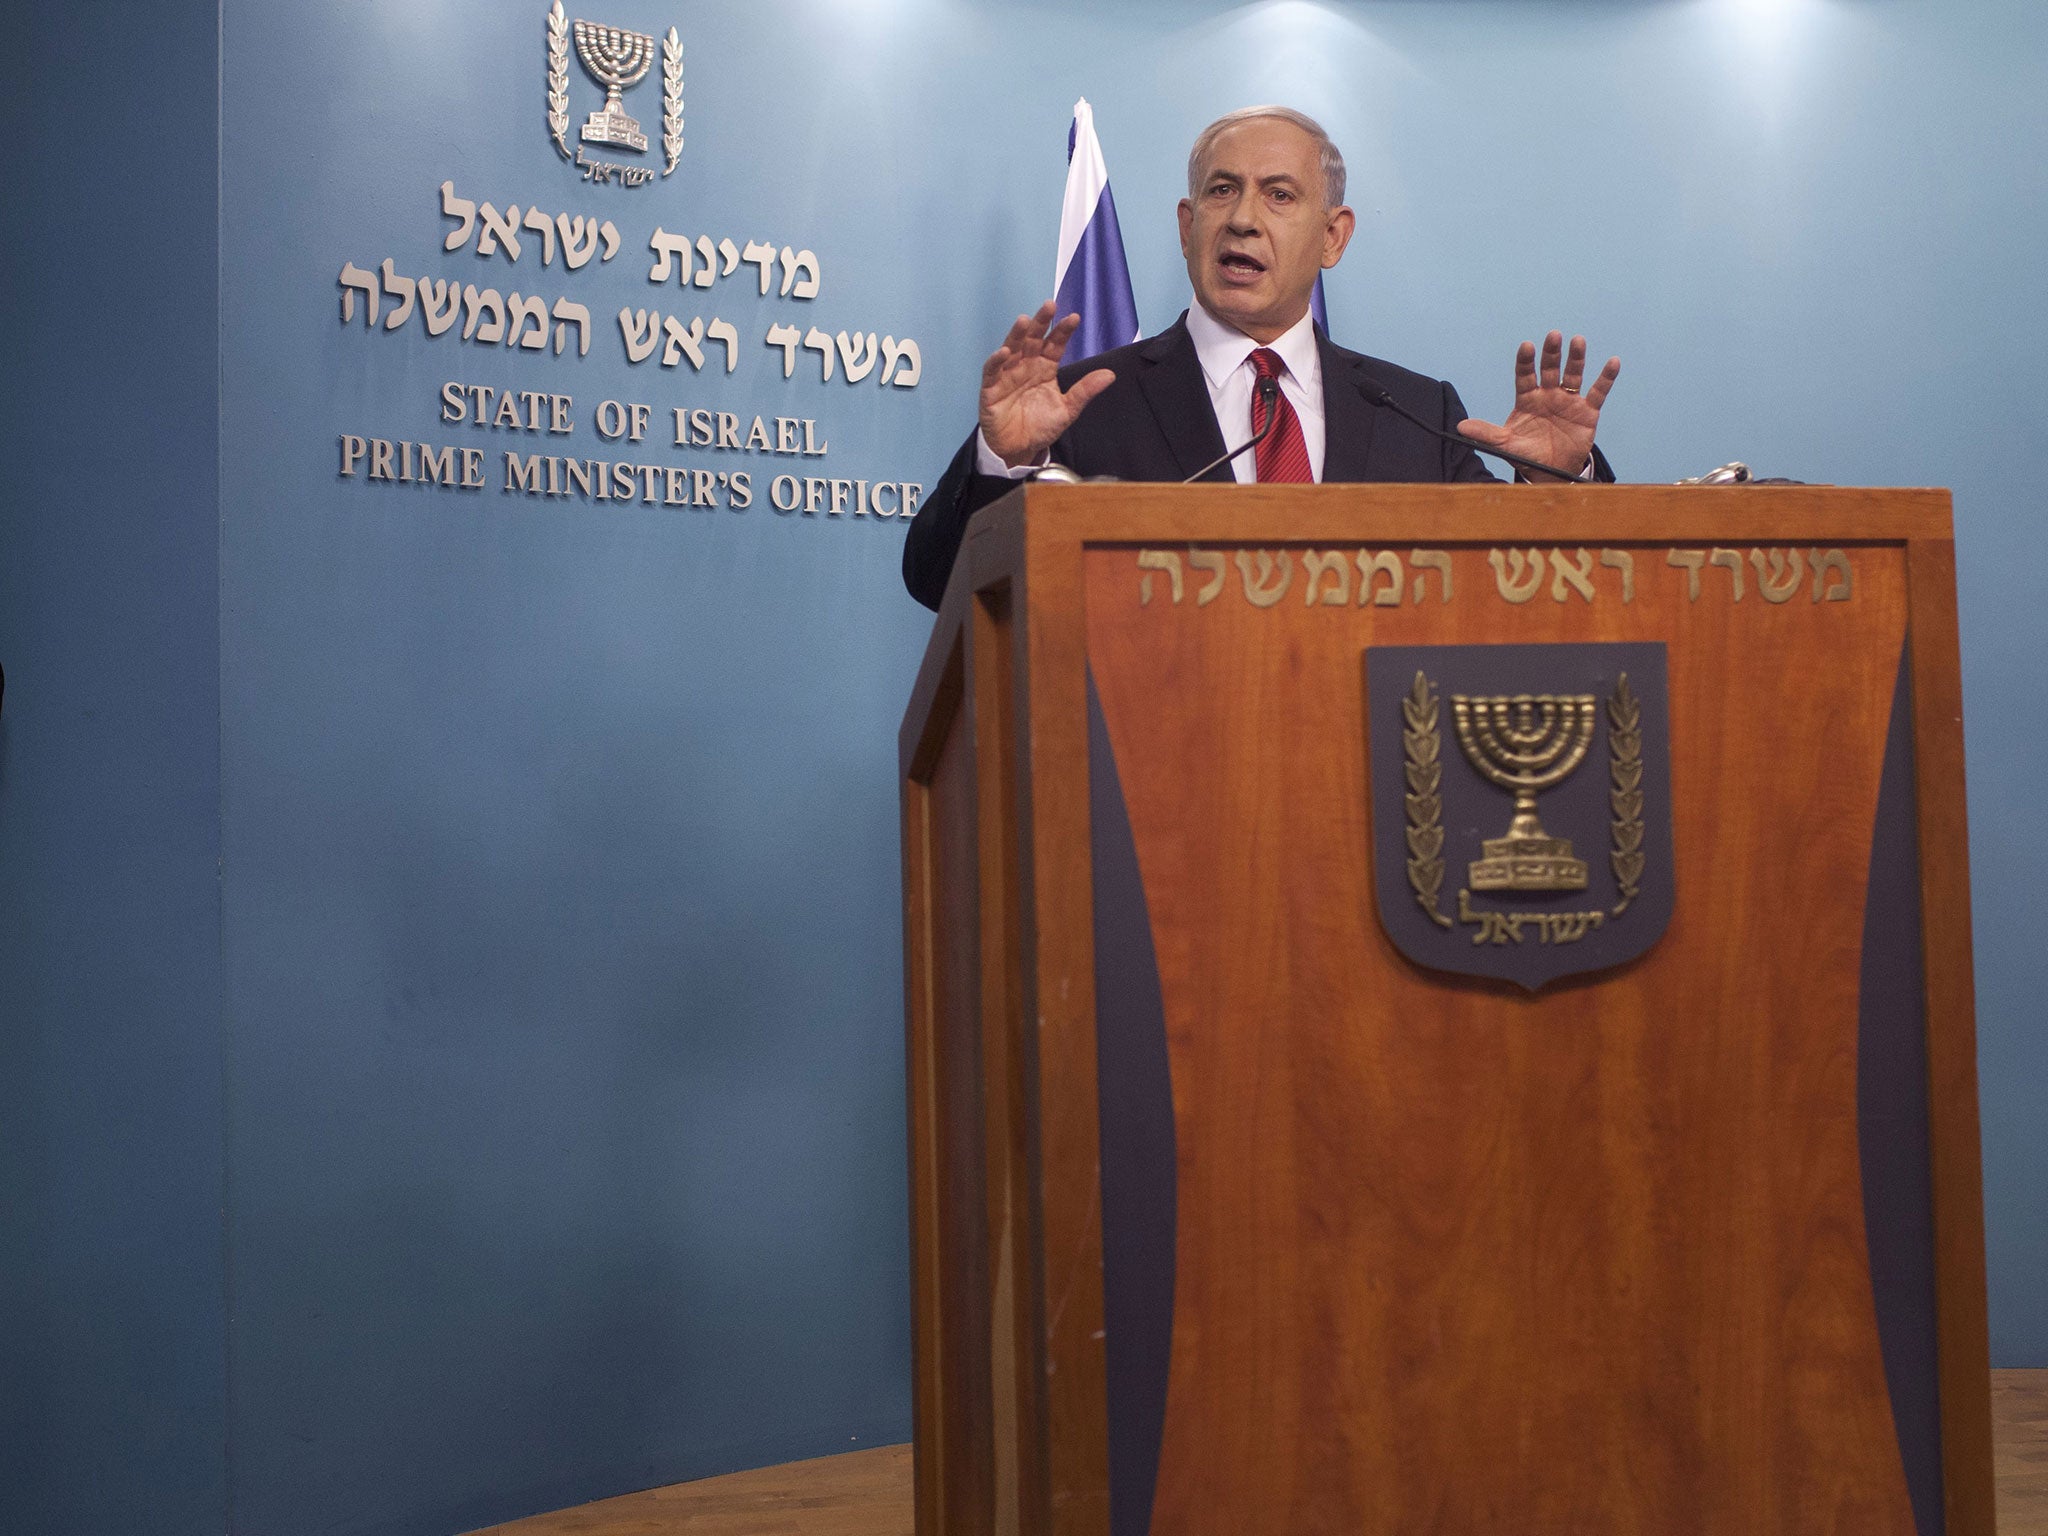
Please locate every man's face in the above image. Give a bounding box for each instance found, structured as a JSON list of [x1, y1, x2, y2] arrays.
[[1178, 118, 1355, 344]]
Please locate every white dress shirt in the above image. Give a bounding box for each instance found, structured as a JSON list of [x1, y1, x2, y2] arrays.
[[1182, 301, 1325, 483], [974, 300, 1327, 483]]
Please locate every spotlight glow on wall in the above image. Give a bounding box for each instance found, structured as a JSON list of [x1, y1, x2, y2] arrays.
[[1717, 0, 1824, 34]]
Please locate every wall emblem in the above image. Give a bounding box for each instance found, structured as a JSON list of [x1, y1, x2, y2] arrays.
[[1366, 643, 1674, 991], [546, 2, 684, 184]]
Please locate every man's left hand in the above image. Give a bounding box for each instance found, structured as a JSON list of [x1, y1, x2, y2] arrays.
[[1457, 331, 1620, 481]]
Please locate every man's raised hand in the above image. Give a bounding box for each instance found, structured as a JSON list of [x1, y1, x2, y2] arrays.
[[1457, 331, 1620, 482], [980, 300, 1118, 469]]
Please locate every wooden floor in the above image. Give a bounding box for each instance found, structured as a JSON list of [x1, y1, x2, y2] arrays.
[[477, 1370, 2047, 1535], [2003, 1370, 2048, 1536], [470, 1445, 912, 1536]]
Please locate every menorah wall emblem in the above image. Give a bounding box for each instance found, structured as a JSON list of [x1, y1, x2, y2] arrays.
[[573, 19, 656, 153], [1450, 692, 1599, 891]]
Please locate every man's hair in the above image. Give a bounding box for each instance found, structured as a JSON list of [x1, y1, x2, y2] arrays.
[[1186, 106, 1347, 209]]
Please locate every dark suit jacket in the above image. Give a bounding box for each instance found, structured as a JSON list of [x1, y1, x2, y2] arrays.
[[903, 313, 1609, 609]]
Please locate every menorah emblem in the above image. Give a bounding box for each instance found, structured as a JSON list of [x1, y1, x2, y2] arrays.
[[1451, 692, 1599, 892], [573, 19, 656, 153]]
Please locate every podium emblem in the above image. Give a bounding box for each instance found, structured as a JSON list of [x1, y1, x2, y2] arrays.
[[1451, 690, 1598, 891], [1366, 643, 1673, 991]]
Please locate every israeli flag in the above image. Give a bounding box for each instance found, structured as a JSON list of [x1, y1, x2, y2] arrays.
[[1053, 98, 1141, 364], [1311, 273, 1329, 334]]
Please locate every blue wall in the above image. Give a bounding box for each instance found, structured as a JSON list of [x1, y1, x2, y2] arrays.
[[215, 5, 931, 1529], [0, 3, 227, 1533], [4, 2, 2044, 1534]]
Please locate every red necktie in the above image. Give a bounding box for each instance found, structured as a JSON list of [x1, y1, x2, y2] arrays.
[[1249, 347, 1313, 484]]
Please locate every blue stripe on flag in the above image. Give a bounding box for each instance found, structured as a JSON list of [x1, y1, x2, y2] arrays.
[[1054, 100, 1140, 364], [1055, 186, 1139, 364]]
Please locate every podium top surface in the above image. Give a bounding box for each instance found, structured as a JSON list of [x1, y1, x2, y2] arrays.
[[955, 482, 1953, 562]]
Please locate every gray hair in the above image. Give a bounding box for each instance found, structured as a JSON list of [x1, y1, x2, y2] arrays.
[[1187, 106, 1347, 209]]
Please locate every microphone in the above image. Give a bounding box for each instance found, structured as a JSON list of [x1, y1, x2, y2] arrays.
[[1366, 387, 1588, 484], [1183, 375, 1283, 485]]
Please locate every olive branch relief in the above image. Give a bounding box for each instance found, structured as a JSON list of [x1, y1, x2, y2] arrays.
[[1403, 671, 1453, 928], [546, 3, 571, 159], [661, 28, 684, 175], [1608, 673, 1645, 914]]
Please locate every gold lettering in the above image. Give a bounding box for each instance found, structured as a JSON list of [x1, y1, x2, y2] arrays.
[[1136, 550, 1183, 606]]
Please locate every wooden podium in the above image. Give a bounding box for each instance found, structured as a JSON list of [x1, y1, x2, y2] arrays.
[[897, 484, 1991, 1536]]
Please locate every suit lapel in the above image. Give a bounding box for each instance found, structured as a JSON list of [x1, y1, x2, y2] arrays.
[[1134, 316, 1233, 482], [1317, 331, 1380, 483]]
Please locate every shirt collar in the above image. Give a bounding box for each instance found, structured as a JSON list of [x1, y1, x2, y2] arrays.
[[1186, 299, 1322, 394]]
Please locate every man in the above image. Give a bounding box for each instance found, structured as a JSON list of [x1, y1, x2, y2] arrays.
[[902, 106, 1621, 610]]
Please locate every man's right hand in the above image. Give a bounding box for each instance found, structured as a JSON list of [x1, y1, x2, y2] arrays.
[[980, 300, 1118, 468]]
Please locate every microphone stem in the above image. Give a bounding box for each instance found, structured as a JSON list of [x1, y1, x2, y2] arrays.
[[1369, 388, 1586, 483], [1181, 378, 1588, 486], [1183, 377, 1283, 485]]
